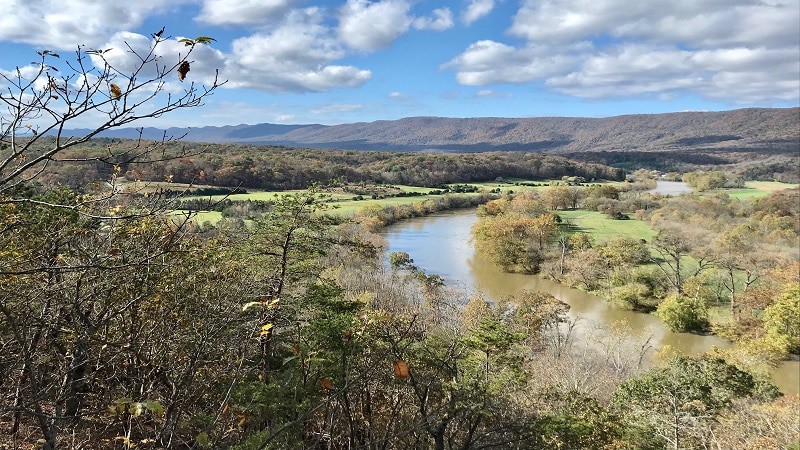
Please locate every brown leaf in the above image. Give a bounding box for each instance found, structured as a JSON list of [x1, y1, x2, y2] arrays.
[[177, 61, 190, 81], [392, 360, 410, 378], [110, 83, 122, 100], [320, 378, 334, 391]]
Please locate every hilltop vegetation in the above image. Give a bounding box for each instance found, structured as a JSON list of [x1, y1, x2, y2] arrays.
[[32, 138, 625, 191], [2, 39, 797, 449], [4, 184, 797, 449], [62, 108, 800, 156]]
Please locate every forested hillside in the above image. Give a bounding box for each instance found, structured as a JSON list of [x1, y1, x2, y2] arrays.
[[60, 107, 800, 154], [36, 139, 625, 191]]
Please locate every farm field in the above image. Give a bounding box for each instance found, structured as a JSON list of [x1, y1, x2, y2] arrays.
[[557, 209, 657, 242], [326, 193, 483, 217], [174, 192, 486, 223], [723, 181, 799, 200]]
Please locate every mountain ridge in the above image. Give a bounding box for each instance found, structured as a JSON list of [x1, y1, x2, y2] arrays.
[[58, 107, 799, 154]]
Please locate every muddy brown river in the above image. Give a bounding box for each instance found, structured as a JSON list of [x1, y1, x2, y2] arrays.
[[381, 209, 799, 394]]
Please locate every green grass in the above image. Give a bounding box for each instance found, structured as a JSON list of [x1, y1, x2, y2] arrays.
[[720, 181, 798, 200], [327, 193, 483, 217], [459, 179, 623, 195], [172, 210, 224, 224], [175, 193, 485, 221], [393, 185, 435, 194], [117, 180, 234, 194], [182, 190, 354, 202], [557, 210, 657, 242]]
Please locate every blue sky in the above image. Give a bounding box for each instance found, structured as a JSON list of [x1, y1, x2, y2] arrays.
[[1, 0, 798, 127]]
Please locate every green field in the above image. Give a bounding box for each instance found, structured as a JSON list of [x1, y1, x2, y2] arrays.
[[722, 181, 798, 200], [182, 189, 355, 202], [327, 193, 483, 216], [461, 179, 625, 195], [557, 210, 657, 242], [173, 192, 486, 223], [172, 210, 224, 224]]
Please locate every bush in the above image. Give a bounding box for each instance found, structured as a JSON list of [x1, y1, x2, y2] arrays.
[[657, 294, 710, 332]]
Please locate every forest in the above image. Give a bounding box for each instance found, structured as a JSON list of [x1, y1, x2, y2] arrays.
[[32, 137, 625, 191], [1, 37, 798, 450]]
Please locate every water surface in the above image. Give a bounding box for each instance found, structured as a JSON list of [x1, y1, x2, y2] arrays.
[[382, 209, 799, 394], [650, 180, 693, 195]]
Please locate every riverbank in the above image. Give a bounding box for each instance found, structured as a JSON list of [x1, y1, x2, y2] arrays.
[[380, 209, 800, 395]]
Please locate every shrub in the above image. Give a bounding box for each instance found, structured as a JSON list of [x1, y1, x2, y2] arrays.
[[656, 294, 710, 332]]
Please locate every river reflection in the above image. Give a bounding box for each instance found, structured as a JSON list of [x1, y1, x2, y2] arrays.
[[381, 209, 799, 394]]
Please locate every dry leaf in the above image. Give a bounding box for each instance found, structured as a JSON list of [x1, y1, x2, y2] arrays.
[[178, 61, 190, 81], [392, 360, 410, 378], [110, 83, 122, 100], [320, 378, 334, 391]]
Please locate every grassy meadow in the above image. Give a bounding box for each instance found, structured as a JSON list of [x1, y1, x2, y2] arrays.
[[557, 210, 657, 242], [723, 181, 799, 200]]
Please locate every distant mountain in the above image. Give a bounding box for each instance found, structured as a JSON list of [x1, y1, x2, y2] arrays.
[[58, 108, 799, 154]]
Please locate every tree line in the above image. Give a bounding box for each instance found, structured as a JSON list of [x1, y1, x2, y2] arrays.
[[28, 137, 625, 192]]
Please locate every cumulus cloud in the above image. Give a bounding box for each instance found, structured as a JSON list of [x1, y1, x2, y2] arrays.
[[227, 8, 371, 92], [80, 9, 372, 94], [0, 0, 185, 49], [448, 0, 800, 103], [95, 32, 226, 87], [444, 40, 585, 85], [339, 0, 412, 52], [413, 8, 454, 31], [462, 0, 495, 25], [547, 45, 800, 102], [508, 0, 799, 48], [196, 0, 299, 25]]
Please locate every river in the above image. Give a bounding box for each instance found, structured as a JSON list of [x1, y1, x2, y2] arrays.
[[649, 180, 693, 195], [381, 209, 799, 395]]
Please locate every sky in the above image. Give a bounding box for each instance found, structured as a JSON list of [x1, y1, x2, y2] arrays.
[[0, 0, 798, 127]]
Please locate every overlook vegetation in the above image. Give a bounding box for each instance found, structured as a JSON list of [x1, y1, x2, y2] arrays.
[[1, 37, 798, 450]]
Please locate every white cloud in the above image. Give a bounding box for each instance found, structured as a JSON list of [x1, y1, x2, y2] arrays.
[[0, 0, 186, 49], [547, 45, 800, 102], [413, 8, 454, 31], [311, 103, 363, 114], [475, 89, 512, 98], [462, 0, 495, 25], [226, 8, 372, 92], [388, 91, 405, 98], [447, 0, 800, 103], [444, 40, 584, 85], [81, 9, 372, 94], [94, 32, 226, 87], [509, 0, 800, 48], [196, 0, 298, 25], [339, 0, 412, 52]]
